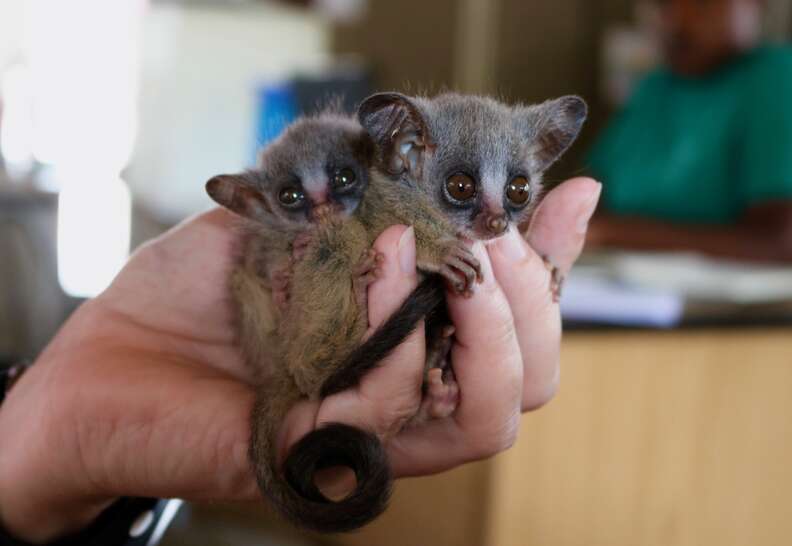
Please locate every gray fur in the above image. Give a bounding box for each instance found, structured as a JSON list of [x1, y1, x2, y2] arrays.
[[358, 92, 587, 240], [206, 93, 587, 532], [207, 112, 374, 234], [206, 111, 480, 534]]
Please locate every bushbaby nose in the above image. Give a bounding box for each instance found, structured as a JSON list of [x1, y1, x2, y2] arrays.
[[311, 203, 333, 220], [486, 214, 508, 235], [304, 182, 329, 206]]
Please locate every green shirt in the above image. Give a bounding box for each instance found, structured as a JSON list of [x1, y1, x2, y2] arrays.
[[588, 45, 792, 224]]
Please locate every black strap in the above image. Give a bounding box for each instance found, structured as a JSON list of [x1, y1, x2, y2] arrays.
[[0, 362, 29, 406], [0, 371, 7, 405], [0, 498, 183, 546]]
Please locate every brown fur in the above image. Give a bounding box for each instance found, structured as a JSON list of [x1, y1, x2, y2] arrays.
[[209, 115, 477, 532], [235, 170, 472, 533], [242, 167, 474, 398], [210, 91, 588, 531]]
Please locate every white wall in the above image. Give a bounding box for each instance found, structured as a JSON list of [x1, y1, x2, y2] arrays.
[[126, 2, 331, 222], [0, 0, 25, 69]]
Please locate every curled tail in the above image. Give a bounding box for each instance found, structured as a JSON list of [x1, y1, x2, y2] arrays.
[[251, 276, 443, 532], [250, 379, 392, 533], [320, 275, 446, 397]]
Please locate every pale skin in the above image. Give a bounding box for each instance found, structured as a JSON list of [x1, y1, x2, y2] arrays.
[[0, 177, 600, 544], [587, 203, 792, 263]]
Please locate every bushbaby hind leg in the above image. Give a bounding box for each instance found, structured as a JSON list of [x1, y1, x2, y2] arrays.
[[410, 367, 460, 425], [424, 324, 455, 372], [409, 324, 459, 425], [422, 365, 459, 420]]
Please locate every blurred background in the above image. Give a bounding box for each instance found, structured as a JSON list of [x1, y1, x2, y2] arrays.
[[1, 1, 792, 545]]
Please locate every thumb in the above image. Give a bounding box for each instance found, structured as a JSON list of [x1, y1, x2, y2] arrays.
[[315, 225, 425, 440]]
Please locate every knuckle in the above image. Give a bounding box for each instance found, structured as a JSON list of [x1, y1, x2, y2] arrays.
[[521, 379, 559, 412], [373, 396, 421, 439], [467, 422, 519, 459], [479, 303, 517, 343], [214, 436, 258, 499], [522, 363, 560, 412], [376, 409, 411, 439]]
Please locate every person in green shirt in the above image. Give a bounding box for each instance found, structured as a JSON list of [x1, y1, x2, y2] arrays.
[[587, 0, 792, 262]]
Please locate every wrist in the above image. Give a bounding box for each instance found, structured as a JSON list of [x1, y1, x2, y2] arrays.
[[0, 361, 114, 544], [0, 495, 113, 545]]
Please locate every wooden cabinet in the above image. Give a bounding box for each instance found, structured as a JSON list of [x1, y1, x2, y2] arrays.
[[335, 329, 792, 546]]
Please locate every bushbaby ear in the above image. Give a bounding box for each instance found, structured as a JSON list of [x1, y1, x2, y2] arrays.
[[206, 173, 270, 221], [526, 95, 587, 172], [357, 92, 431, 178]]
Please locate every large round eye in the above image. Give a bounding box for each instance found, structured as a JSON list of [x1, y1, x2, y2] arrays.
[[446, 173, 477, 202], [278, 187, 304, 207], [506, 176, 531, 206], [332, 168, 357, 190]]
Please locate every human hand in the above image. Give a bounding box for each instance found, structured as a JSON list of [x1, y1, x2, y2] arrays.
[[0, 205, 434, 542], [382, 177, 602, 476], [267, 176, 603, 481], [0, 177, 600, 543], [0, 208, 261, 542]]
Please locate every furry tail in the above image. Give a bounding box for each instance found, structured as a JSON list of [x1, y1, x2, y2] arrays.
[[282, 423, 392, 531], [251, 276, 443, 532], [250, 381, 392, 533], [320, 275, 445, 397]]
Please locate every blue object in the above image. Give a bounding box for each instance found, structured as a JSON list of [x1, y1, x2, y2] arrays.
[[253, 83, 298, 161]]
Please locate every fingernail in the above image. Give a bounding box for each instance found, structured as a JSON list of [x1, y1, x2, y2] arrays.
[[496, 228, 527, 262], [398, 226, 416, 274], [473, 241, 496, 288], [576, 182, 602, 234]]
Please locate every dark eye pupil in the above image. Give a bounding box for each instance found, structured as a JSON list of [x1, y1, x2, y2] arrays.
[[507, 178, 530, 205], [279, 187, 302, 205], [446, 174, 476, 201], [334, 168, 356, 188]]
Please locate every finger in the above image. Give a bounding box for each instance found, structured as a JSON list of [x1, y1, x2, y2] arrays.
[[527, 177, 601, 274], [446, 242, 522, 433], [388, 242, 523, 476], [316, 225, 425, 440], [366, 225, 420, 333], [490, 179, 601, 411], [367, 226, 425, 386], [489, 228, 561, 411]]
